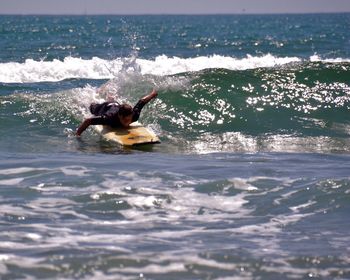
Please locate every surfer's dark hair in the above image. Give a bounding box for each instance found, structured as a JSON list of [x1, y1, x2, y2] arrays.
[[118, 104, 133, 117]]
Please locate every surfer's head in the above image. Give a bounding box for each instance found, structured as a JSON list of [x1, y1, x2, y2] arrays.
[[118, 104, 133, 127]]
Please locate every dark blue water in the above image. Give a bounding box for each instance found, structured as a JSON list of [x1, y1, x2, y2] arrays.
[[0, 14, 349, 279]]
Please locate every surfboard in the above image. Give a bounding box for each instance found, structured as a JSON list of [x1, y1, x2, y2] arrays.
[[95, 122, 160, 146]]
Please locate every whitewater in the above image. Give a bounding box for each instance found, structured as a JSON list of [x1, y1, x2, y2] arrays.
[[2, 54, 350, 83]]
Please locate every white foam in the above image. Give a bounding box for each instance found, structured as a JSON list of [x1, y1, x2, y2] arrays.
[[0, 167, 48, 175], [60, 166, 90, 177], [0, 54, 303, 83], [228, 178, 259, 191], [25, 233, 42, 241], [310, 54, 350, 63], [2, 54, 349, 84], [4, 54, 349, 84], [0, 56, 118, 83], [138, 54, 300, 76], [0, 254, 10, 261], [0, 178, 24, 185]]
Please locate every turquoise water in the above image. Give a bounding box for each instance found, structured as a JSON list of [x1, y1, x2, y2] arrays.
[[0, 14, 350, 279]]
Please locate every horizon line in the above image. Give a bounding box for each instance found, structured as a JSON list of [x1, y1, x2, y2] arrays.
[[0, 11, 349, 16]]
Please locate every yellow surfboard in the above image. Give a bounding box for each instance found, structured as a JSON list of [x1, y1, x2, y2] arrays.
[[95, 122, 160, 146]]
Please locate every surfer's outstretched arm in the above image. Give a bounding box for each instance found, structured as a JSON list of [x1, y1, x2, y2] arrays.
[[131, 89, 158, 122], [141, 89, 158, 104], [76, 118, 92, 136]]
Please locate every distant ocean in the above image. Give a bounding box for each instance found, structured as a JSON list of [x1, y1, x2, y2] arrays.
[[0, 14, 349, 279]]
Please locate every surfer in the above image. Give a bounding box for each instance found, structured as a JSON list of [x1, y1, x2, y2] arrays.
[[76, 89, 158, 136]]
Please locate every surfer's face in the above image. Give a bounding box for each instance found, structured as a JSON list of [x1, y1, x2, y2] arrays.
[[119, 114, 133, 128]]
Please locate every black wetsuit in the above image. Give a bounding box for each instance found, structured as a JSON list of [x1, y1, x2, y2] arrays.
[[89, 100, 146, 128]]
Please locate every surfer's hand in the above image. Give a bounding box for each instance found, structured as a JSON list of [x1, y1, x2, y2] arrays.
[[76, 118, 92, 136], [141, 89, 158, 103], [150, 89, 158, 99]]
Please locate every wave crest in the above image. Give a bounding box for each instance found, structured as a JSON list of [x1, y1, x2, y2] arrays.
[[2, 54, 348, 83]]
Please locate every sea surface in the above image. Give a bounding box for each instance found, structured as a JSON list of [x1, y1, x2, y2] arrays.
[[0, 14, 349, 279]]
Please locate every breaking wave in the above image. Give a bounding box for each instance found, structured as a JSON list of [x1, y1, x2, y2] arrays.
[[1, 54, 349, 83]]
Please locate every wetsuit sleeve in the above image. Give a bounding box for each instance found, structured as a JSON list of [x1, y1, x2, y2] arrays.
[[132, 100, 147, 122], [89, 116, 109, 125]]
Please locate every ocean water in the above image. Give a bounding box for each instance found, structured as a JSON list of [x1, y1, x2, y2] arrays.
[[0, 14, 349, 279]]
